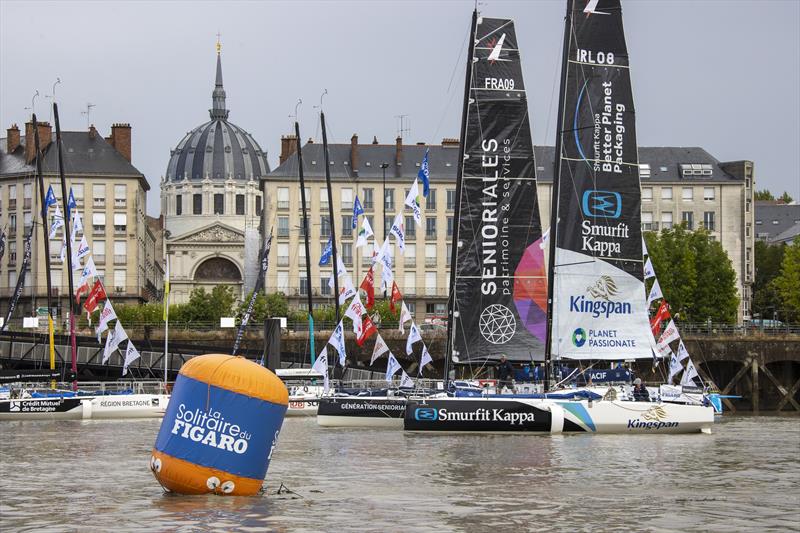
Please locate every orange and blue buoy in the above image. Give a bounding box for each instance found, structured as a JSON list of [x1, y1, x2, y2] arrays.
[[150, 354, 288, 496]]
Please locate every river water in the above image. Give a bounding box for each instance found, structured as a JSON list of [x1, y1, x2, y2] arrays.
[[1, 415, 798, 532]]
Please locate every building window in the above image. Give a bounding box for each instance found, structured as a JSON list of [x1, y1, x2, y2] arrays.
[[114, 269, 126, 292], [427, 189, 437, 210], [114, 240, 127, 265], [426, 217, 437, 239], [23, 183, 32, 209], [405, 244, 416, 267], [214, 193, 224, 215], [341, 216, 353, 237], [703, 187, 715, 201], [8, 184, 16, 209], [72, 184, 84, 204], [298, 187, 311, 207], [682, 187, 693, 201], [319, 188, 329, 210], [425, 244, 437, 267], [341, 188, 353, 210], [320, 276, 331, 296], [405, 216, 416, 238], [175, 195, 182, 216], [277, 271, 289, 292], [277, 216, 290, 238], [299, 276, 309, 296], [363, 188, 374, 210], [277, 187, 290, 210], [447, 216, 454, 237], [703, 211, 715, 231], [642, 187, 653, 201], [341, 243, 353, 266], [641, 212, 653, 231], [639, 163, 651, 179], [23, 212, 32, 232], [277, 243, 289, 266], [681, 211, 694, 230], [193, 193, 202, 214], [384, 189, 395, 211], [446, 189, 456, 211], [113, 213, 127, 235], [256, 196, 262, 217], [661, 212, 673, 230], [661, 187, 673, 200], [446, 243, 452, 267], [236, 194, 245, 215], [8, 270, 17, 287], [93, 184, 106, 207], [320, 216, 331, 238], [93, 213, 106, 235], [384, 216, 393, 236], [9, 241, 17, 264], [114, 184, 126, 207], [425, 272, 437, 295], [94, 240, 106, 263], [9, 214, 16, 232], [404, 272, 416, 293]]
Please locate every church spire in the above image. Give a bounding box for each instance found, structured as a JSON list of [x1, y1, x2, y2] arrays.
[[210, 35, 229, 120]]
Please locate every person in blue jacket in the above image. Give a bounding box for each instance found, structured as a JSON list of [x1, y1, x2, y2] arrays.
[[496, 355, 516, 394]]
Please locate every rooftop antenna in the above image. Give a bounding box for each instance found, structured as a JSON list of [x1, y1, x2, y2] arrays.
[[45, 78, 62, 123], [395, 114, 411, 139], [81, 103, 95, 129], [24, 90, 40, 119]]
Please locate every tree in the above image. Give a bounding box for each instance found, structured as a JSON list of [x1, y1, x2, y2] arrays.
[[774, 238, 800, 322], [752, 240, 786, 318], [237, 291, 289, 323], [174, 286, 236, 324], [754, 189, 775, 201], [778, 191, 794, 204], [644, 227, 696, 319]]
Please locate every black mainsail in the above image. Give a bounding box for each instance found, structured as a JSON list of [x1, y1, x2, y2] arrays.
[[547, 0, 651, 361], [451, 15, 547, 364]]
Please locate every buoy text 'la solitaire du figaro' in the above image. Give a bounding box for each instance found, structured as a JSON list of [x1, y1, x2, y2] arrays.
[[150, 354, 288, 496]]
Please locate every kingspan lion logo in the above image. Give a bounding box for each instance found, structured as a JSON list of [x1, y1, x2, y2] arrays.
[[586, 275, 619, 301], [641, 405, 668, 421]]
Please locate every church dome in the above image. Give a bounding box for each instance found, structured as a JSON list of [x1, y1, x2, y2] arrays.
[[165, 50, 270, 182]]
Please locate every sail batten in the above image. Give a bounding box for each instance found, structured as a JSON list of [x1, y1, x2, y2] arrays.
[[549, 0, 651, 361]]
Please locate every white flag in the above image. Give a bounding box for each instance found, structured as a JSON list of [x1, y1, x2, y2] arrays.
[[681, 358, 700, 386], [419, 344, 433, 374], [642, 236, 649, 257], [371, 239, 385, 266], [644, 258, 655, 279], [72, 210, 83, 237], [122, 340, 141, 376], [355, 216, 374, 248], [668, 352, 683, 384], [345, 292, 365, 335], [399, 302, 412, 334], [49, 205, 64, 239], [399, 370, 414, 389], [102, 320, 128, 364], [60, 234, 67, 262], [404, 178, 423, 227], [385, 352, 401, 383], [654, 337, 673, 359], [676, 340, 690, 361], [311, 346, 330, 394], [329, 321, 347, 366], [328, 255, 349, 289], [338, 275, 357, 305], [380, 256, 394, 292], [406, 321, 422, 355], [76, 257, 97, 290], [539, 227, 550, 250], [658, 319, 680, 346], [370, 333, 389, 365], [389, 213, 406, 254], [76, 235, 90, 259], [96, 299, 117, 339], [647, 279, 663, 305]]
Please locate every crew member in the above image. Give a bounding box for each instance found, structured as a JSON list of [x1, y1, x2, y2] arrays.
[[632, 378, 650, 402], [496, 355, 515, 394]]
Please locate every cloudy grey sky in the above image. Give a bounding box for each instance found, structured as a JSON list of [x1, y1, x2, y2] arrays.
[[2, 0, 798, 215]]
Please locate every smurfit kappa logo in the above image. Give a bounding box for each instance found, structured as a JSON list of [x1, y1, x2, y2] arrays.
[[582, 190, 622, 219], [572, 328, 587, 348], [414, 407, 438, 421]]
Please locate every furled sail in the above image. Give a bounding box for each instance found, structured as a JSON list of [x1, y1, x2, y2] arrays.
[[550, 0, 651, 360], [452, 16, 547, 363]]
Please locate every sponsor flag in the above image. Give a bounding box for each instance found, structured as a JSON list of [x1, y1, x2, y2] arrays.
[[102, 320, 128, 364], [419, 344, 433, 374], [83, 279, 106, 314], [72, 210, 83, 237], [356, 315, 377, 347], [355, 216, 374, 248], [644, 258, 655, 279], [311, 346, 330, 394], [232, 235, 272, 356], [651, 300, 671, 337], [654, 337, 673, 359], [681, 358, 700, 386], [360, 267, 375, 309], [399, 302, 412, 334], [75, 257, 98, 301], [404, 178, 422, 227], [329, 255, 349, 290], [385, 352, 401, 383], [1, 233, 33, 332], [417, 148, 430, 197], [319, 237, 333, 265], [676, 340, 690, 362], [330, 321, 347, 366], [96, 299, 117, 340], [352, 195, 364, 227], [658, 319, 680, 346], [370, 333, 389, 365], [390, 281, 402, 312], [49, 205, 64, 239], [642, 236, 649, 257], [406, 321, 422, 355], [647, 279, 663, 305], [163, 255, 170, 321], [668, 352, 683, 384], [389, 213, 406, 254], [345, 293, 365, 335], [374, 236, 391, 265], [44, 185, 57, 209], [122, 340, 141, 376], [59, 234, 67, 262], [399, 370, 414, 389], [338, 275, 357, 305], [76, 235, 90, 259], [67, 187, 77, 215]]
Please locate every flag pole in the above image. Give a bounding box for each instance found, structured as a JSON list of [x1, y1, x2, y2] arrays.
[[163, 254, 170, 390]]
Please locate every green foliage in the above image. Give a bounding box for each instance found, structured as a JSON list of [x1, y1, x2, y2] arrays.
[[169, 286, 236, 324], [754, 189, 775, 201], [645, 226, 739, 323], [752, 240, 786, 319], [115, 302, 165, 324], [778, 191, 794, 204], [774, 238, 800, 322], [237, 291, 289, 323]]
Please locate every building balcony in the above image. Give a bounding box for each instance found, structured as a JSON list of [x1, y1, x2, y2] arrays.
[[114, 255, 127, 265]]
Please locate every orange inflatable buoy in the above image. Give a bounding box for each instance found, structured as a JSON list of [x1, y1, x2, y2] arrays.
[[150, 354, 288, 496]]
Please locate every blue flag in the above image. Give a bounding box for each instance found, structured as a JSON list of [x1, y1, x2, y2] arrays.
[[44, 185, 57, 209], [352, 196, 364, 228], [319, 237, 333, 266], [67, 187, 77, 217], [418, 149, 430, 197]]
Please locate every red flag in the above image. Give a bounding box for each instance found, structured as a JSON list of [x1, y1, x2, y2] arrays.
[[390, 281, 402, 313], [356, 315, 378, 347], [360, 267, 375, 309], [83, 280, 107, 314], [75, 281, 91, 303], [650, 300, 671, 337]]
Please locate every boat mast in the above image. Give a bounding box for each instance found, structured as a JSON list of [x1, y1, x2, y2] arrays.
[[295, 119, 316, 364], [544, 0, 573, 393], [32, 114, 56, 388], [319, 107, 341, 353], [443, 9, 478, 390], [53, 103, 77, 391]]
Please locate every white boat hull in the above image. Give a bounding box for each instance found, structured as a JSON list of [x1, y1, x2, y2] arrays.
[[0, 394, 169, 421], [317, 396, 407, 428], [286, 396, 320, 417]]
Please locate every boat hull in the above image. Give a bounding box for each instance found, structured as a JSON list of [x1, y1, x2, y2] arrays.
[[404, 397, 714, 434], [0, 394, 169, 421], [286, 396, 320, 417], [317, 397, 406, 428]]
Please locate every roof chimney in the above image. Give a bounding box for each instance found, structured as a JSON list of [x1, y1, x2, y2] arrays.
[[24, 122, 35, 163], [350, 134, 359, 169], [279, 134, 298, 164], [89, 124, 97, 139], [372, 136, 378, 145], [395, 136, 403, 177], [109, 123, 132, 162], [6, 124, 20, 154], [441, 137, 459, 147]]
